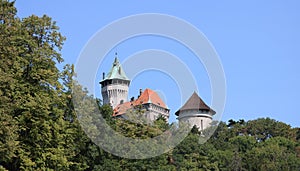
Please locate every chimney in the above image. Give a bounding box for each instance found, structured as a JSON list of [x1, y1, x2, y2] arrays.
[[130, 97, 135, 102], [138, 88, 143, 98], [102, 72, 105, 80], [139, 89, 143, 96]]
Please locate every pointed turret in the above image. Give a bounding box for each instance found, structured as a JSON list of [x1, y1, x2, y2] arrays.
[[175, 92, 215, 116], [176, 92, 215, 131], [100, 54, 130, 108], [103, 55, 129, 81]]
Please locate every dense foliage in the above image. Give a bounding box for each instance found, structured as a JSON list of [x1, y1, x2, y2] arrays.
[[1, 1, 300, 170]]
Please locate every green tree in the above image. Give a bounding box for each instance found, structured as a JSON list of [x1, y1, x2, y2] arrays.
[[0, 1, 21, 168], [0, 1, 87, 170], [1, 1, 300, 170], [246, 117, 293, 141]]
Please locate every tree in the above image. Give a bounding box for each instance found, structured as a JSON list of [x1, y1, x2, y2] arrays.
[[1, 1, 300, 170], [0, 1, 21, 167], [0, 1, 87, 170], [246, 117, 293, 141]]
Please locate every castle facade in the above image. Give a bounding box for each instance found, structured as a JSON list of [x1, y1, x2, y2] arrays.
[[100, 54, 215, 131]]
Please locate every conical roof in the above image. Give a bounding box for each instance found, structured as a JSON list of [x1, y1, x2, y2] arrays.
[[175, 92, 215, 116], [104, 55, 129, 80]]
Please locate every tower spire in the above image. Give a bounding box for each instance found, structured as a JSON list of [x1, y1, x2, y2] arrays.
[[113, 52, 119, 66], [100, 53, 130, 108]]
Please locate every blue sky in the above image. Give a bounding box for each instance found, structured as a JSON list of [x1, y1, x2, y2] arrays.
[[15, 1, 300, 127]]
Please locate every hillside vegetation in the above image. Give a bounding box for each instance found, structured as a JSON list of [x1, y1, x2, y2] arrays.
[[1, 1, 300, 170]]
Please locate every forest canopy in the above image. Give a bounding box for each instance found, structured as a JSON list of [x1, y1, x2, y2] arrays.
[[0, 1, 299, 170]]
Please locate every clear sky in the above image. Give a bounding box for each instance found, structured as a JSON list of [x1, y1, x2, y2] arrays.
[[15, 0, 300, 127]]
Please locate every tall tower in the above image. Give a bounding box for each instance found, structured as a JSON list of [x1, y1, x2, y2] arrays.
[[175, 92, 215, 132], [100, 54, 130, 108]]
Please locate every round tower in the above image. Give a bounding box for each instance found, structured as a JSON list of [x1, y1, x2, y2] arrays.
[[175, 92, 216, 132], [100, 54, 130, 108]]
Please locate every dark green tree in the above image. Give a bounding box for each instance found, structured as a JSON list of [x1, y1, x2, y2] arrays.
[[0, 1, 86, 170]]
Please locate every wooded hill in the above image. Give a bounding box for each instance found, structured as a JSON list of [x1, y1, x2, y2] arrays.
[[1, 1, 300, 170]]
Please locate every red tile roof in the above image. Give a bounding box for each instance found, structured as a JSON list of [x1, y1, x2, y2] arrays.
[[113, 88, 168, 116], [133, 88, 167, 108], [113, 101, 132, 116]]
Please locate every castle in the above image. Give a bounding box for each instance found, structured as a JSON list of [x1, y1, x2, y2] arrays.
[[100, 54, 215, 131]]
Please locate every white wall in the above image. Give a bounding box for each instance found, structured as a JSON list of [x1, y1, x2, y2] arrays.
[[178, 110, 213, 131], [102, 84, 129, 108]]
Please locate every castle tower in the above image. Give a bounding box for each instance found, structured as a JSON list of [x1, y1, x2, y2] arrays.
[[175, 92, 215, 131], [100, 54, 130, 108]]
